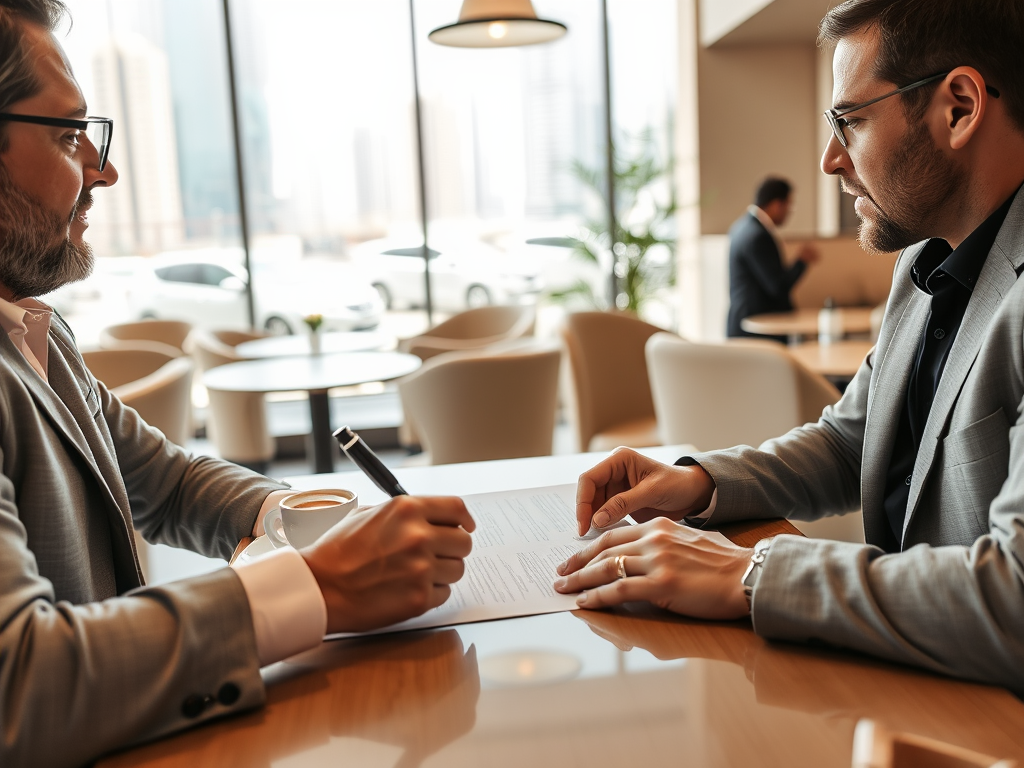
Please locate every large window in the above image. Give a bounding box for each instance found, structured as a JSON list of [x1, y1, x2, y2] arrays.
[[51, 0, 678, 343]]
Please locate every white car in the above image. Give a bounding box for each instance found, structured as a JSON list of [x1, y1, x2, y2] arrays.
[[351, 238, 542, 311], [128, 251, 384, 335]]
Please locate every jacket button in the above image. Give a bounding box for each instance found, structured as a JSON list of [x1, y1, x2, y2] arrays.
[[218, 683, 241, 706], [181, 694, 205, 719]]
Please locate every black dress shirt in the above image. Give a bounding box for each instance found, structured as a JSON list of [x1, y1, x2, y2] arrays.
[[881, 193, 1018, 550]]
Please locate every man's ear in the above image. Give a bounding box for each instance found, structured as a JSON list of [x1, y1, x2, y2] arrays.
[[940, 66, 988, 150]]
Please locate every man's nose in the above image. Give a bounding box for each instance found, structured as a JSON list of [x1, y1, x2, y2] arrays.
[[821, 131, 850, 177], [84, 157, 118, 188]]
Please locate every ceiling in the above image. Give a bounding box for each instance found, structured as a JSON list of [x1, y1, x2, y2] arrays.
[[701, 0, 838, 48]]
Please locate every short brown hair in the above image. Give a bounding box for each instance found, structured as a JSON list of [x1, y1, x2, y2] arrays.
[[0, 1, 68, 148], [818, 0, 1024, 133]]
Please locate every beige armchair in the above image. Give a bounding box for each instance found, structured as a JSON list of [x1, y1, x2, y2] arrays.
[[561, 311, 663, 452], [81, 347, 194, 447], [184, 329, 275, 472], [398, 341, 561, 465], [646, 333, 841, 451], [99, 319, 193, 357], [398, 305, 535, 362]]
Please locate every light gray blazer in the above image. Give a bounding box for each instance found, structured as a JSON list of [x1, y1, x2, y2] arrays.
[[692, 189, 1024, 694], [0, 316, 288, 767]]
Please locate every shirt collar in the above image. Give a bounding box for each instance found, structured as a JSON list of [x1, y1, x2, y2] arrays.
[[748, 205, 779, 238], [0, 295, 52, 337], [911, 188, 1020, 295]]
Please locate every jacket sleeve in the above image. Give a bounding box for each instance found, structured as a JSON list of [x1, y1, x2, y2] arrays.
[[0, 459, 266, 768], [751, 473, 1024, 695], [739, 228, 808, 302], [681, 337, 870, 527], [93, 369, 289, 560]]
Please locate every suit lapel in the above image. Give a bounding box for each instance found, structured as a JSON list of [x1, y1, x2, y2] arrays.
[[901, 193, 1024, 543], [1, 329, 141, 587]]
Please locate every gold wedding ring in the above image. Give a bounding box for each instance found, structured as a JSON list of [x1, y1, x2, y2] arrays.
[[615, 554, 628, 580]]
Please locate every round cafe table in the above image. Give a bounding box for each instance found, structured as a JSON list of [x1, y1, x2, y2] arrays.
[[203, 351, 420, 474], [741, 307, 874, 343], [234, 330, 394, 359]]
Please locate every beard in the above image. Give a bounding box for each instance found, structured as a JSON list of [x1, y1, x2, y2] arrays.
[[0, 162, 94, 301], [843, 120, 966, 254]]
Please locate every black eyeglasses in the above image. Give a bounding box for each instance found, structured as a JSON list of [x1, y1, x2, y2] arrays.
[[0, 113, 113, 171], [824, 71, 1001, 148]]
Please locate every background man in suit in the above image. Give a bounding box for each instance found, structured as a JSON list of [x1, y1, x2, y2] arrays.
[[726, 176, 820, 340], [0, 2, 474, 765], [556, 0, 1024, 694]]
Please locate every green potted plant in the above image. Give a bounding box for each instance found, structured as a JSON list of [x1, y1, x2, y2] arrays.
[[549, 128, 677, 316]]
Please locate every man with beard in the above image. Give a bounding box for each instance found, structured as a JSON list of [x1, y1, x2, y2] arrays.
[[0, 2, 475, 766], [555, 0, 1024, 694]]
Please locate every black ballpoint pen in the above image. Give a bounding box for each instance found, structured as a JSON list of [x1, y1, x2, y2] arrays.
[[333, 425, 408, 497]]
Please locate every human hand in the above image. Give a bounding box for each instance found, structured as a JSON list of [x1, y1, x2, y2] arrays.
[[575, 448, 716, 536], [301, 495, 475, 634], [798, 244, 821, 265], [553, 518, 751, 620]]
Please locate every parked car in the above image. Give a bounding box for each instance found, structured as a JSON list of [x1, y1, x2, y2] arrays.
[[127, 250, 384, 334], [350, 237, 542, 311]]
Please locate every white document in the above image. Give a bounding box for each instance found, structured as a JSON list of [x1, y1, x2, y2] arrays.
[[330, 483, 620, 638]]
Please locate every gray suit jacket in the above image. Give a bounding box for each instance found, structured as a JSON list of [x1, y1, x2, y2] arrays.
[[0, 316, 288, 767], [691, 188, 1024, 694]]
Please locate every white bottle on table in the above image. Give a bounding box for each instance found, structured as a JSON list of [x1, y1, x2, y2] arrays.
[[818, 297, 843, 345]]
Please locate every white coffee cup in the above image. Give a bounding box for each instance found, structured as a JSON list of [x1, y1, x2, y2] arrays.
[[264, 489, 358, 549]]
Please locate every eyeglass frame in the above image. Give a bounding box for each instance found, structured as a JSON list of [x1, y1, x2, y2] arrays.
[[824, 71, 1001, 148], [0, 113, 113, 171]]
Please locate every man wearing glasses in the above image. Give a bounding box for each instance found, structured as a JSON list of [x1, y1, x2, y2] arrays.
[[0, 2, 475, 765], [559, 0, 1024, 695]]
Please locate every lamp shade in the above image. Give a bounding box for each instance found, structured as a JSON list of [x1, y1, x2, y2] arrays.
[[428, 0, 567, 48]]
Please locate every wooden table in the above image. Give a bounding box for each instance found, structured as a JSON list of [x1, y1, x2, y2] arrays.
[[97, 447, 1024, 768], [203, 351, 420, 474], [234, 331, 394, 359], [790, 339, 873, 380], [742, 306, 874, 342]]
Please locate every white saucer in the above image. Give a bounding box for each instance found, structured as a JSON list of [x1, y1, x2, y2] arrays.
[[235, 535, 276, 565]]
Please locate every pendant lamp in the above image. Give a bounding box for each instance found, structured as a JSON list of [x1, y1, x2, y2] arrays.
[[428, 0, 567, 48]]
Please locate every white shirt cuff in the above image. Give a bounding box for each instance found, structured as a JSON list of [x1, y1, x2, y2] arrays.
[[253, 490, 294, 537], [688, 488, 718, 520], [231, 547, 327, 666]]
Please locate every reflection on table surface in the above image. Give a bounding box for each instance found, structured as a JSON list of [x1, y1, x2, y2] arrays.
[[99, 606, 1024, 767]]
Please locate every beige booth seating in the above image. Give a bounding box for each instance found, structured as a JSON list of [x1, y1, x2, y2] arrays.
[[398, 341, 561, 465], [185, 329, 275, 472], [81, 347, 194, 447], [786, 237, 897, 310], [561, 311, 663, 452], [99, 319, 193, 357], [398, 305, 535, 362]]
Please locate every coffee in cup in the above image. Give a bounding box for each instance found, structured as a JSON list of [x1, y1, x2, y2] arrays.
[[264, 489, 358, 549]]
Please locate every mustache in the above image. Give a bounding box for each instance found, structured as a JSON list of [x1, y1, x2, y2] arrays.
[[68, 189, 94, 225], [840, 177, 869, 199]]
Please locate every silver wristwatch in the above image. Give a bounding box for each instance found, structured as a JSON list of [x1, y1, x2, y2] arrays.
[[742, 537, 774, 608]]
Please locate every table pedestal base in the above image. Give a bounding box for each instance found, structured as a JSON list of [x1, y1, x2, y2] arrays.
[[308, 390, 334, 474]]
